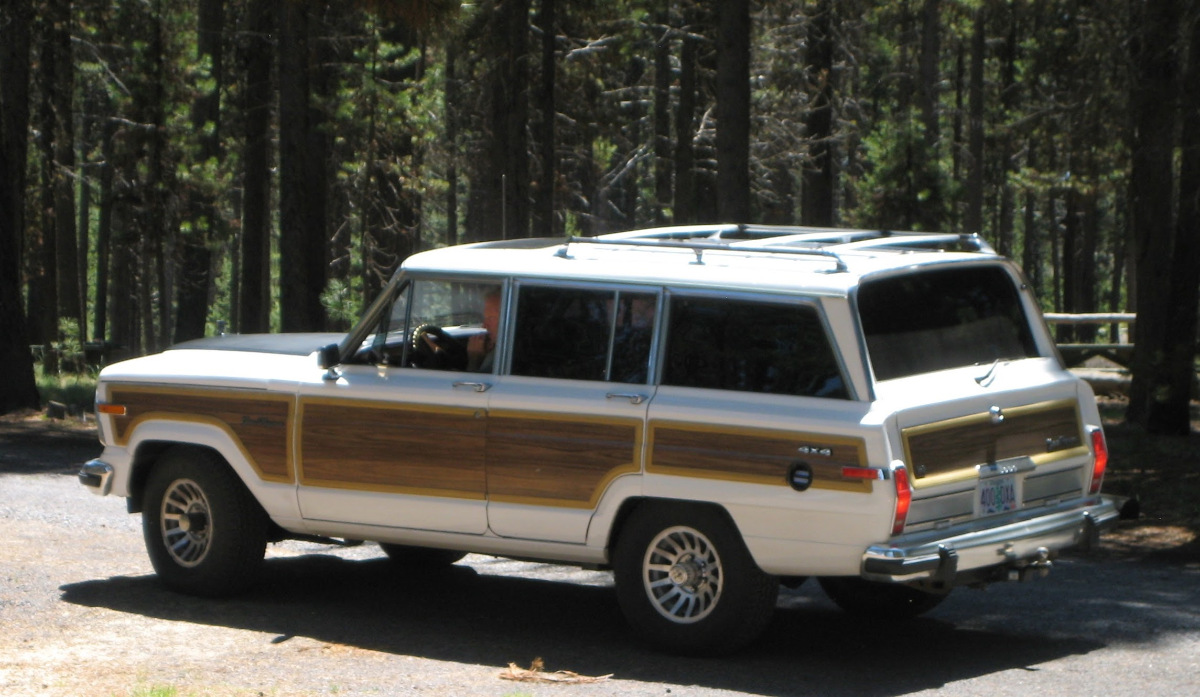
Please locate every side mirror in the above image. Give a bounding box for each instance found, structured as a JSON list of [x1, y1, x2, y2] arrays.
[[317, 343, 341, 370]]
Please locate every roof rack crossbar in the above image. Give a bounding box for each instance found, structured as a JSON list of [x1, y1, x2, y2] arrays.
[[560, 235, 848, 272], [831, 232, 993, 253]]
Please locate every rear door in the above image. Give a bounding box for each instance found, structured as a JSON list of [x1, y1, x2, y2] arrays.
[[484, 283, 660, 543]]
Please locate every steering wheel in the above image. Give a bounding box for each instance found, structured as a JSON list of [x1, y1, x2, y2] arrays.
[[409, 324, 467, 370]]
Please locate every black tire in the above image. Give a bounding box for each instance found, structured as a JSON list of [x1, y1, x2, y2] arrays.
[[818, 576, 949, 619], [142, 447, 268, 597], [613, 502, 779, 656], [378, 543, 467, 568]]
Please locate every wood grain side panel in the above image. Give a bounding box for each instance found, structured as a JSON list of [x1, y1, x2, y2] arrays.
[[108, 386, 292, 481], [485, 414, 640, 507], [648, 422, 871, 492], [904, 401, 1082, 481], [299, 400, 487, 498]]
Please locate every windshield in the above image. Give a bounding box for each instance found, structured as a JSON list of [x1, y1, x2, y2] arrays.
[[857, 265, 1039, 381]]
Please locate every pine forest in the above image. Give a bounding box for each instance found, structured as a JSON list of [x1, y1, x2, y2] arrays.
[[0, 0, 1197, 432]]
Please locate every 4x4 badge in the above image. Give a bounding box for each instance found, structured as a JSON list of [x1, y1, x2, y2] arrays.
[[797, 445, 833, 457]]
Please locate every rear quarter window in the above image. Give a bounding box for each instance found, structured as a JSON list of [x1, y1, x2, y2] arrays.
[[661, 296, 848, 399]]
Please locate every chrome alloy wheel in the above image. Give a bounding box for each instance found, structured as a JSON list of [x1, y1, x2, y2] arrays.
[[642, 525, 724, 623], [159, 478, 213, 567]]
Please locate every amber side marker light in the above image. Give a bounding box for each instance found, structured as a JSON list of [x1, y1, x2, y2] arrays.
[[97, 403, 127, 416]]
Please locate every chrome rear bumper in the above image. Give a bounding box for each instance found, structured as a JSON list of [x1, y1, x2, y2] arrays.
[[862, 495, 1120, 584]]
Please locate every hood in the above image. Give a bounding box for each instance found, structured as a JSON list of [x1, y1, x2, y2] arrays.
[[169, 332, 344, 356]]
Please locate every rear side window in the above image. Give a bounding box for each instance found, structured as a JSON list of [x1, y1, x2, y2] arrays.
[[510, 286, 657, 383], [661, 296, 848, 398], [858, 265, 1039, 381]]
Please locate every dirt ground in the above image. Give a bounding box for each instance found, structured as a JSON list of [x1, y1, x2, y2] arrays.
[[2, 410, 1198, 697]]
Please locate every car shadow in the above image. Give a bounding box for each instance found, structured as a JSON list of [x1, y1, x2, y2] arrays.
[[57, 551, 1175, 697]]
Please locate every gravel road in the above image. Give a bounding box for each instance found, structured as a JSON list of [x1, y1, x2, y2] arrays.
[[2, 416, 1199, 697]]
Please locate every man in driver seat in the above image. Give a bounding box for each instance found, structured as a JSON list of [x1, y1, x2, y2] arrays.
[[467, 289, 501, 372]]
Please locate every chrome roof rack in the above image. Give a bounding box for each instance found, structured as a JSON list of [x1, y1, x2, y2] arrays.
[[558, 235, 849, 272], [557, 225, 994, 271]]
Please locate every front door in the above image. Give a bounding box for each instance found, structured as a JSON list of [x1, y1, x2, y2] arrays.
[[296, 278, 501, 535]]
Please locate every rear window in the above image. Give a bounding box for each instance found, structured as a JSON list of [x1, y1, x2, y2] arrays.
[[858, 266, 1039, 381]]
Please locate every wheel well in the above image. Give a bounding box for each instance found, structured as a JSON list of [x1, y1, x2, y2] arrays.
[[604, 497, 741, 560], [126, 442, 226, 514]]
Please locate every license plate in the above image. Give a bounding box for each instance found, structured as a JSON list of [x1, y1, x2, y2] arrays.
[[978, 475, 1018, 515]]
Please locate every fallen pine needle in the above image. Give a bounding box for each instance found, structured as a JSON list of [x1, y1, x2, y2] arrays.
[[500, 657, 612, 684]]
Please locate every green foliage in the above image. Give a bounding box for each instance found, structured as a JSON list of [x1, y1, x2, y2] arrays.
[[849, 118, 953, 231], [14, 0, 1191, 369], [321, 278, 363, 326], [35, 365, 97, 409]]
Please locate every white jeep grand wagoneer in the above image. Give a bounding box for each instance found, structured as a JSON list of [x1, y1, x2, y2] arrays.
[[81, 224, 1119, 654]]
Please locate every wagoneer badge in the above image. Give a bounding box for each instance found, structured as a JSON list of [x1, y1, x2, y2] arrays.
[[1046, 434, 1082, 452]]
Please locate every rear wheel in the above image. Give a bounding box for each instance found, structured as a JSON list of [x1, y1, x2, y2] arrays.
[[818, 576, 949, 619], [378, 543, 466, 569], [142, 448, 267, 597], [613, 503, 778, 656]]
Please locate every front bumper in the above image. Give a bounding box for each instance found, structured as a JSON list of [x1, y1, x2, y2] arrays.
[[862, 495, 1120, 584], [78, 459, 114, 496]]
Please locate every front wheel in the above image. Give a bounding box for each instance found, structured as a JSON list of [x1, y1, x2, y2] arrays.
[[613, 503, 778, 656], [142, 448, 268, 597]]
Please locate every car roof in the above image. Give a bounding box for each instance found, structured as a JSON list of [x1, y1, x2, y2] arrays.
[[400, 224, 1002, 296]]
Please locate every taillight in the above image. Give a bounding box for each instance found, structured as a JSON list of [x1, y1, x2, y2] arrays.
[[1089, 428, 1108, 494], [891, 464, 912, 535]]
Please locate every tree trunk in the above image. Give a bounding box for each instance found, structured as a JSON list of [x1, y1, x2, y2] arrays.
[[715, 0, 751, 223], [1126, 0, 1182, 428], [532, 0, 556, 238], [278, 0, 328, 332], [917, 0, 941, 150], [995, 0, 1019, 256], [673, 14, 698, 225], [0, 0, 41, 412], [1148, 8, 1200, 435], [238, 0, 272, 334], [964, 6, 986, 235], [444, 42, 460, 247], [94, 114, 115, 344], [652, 9, 672, 226], [801, 0, 835, 228], [498, 0, 531, 239], [174, 0, 225, 343]]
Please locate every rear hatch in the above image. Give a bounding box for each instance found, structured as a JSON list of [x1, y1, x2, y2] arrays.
[[857, 262, 1099, 534], [888, 371, 1094, 533]]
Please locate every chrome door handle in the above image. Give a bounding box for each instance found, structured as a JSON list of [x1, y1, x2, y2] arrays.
[[453, 381, 492, 392], [606, 392, 647, 405]]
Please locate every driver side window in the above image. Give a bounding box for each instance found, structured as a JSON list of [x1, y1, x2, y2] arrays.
[[366, 279, 501, 371]]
